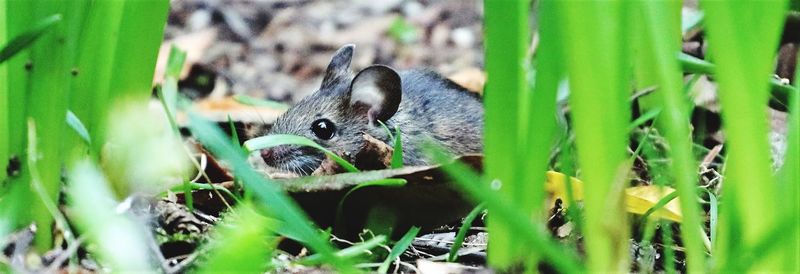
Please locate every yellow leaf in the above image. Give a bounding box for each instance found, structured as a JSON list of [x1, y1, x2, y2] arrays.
[[545, 171, 584, 207], [544, 171, 683, 223], [624, 185, 682, 223]]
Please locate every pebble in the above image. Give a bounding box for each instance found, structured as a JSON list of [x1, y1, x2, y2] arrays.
[[402, 1, 424, 17], [187, 9, 212, 31], [451, 27, 475, 48]]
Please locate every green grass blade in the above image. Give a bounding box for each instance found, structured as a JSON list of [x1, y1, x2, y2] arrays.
[[557, 1, 633, 271], [700, 1, 788, 271], [197, 202, 276, 273], [228, 114, 240, 147], [635, 1, 706, 271], [188, 114, 352, 271], [161, 46, 186, 129], [0, 0, 7, 183], [66, 160, 154, 271], [301, 235, 387, 266], [0, 14, 61, 63], [377, 226, 420, 273], [97, 0, 169, 151], [158, 46, 192, 209], [704, 189, 718, 249], [390, 126, 403, 168], [1, 0, 33, 241], [5, 0, 33, 161], [66, 110, 91, 145], [26, 118, 77, 251], [729, 217, 799, 271], [516, 2, 563, 263], [775, 52, 800, 271], [68, 0, 121, 157], [26, 1, 75, 250], [244, 134, 359, 173], [661, 220, 676, 274], [109, 0, 168, 102], [628, 108, 662, 131], [679, 52, 797, 108], [166, 45, 186, 77], [678, 52, 715, 74], [428, 146, 584, 273], [448, 203, 485, 262], [640, 191, 679, 222], [482, 0, 530, 267]]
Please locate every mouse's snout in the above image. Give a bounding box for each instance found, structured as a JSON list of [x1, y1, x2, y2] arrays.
[[260, 148, 274, 164], [260, 146, 290, 167], [258, 144, 326, 175]]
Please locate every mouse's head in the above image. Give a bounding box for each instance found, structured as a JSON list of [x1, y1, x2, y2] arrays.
[[259, 44, 402, 175]]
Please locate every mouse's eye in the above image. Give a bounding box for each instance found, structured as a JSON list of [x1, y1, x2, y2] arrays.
[[311, 119, 336, 140]]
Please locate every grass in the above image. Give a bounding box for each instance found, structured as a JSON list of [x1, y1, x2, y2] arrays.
[[1, 0, 799, 273], [377, 226, 419, 273], [0, 0, 169, 254], [634, 1, 705, 271], [556, 2, 633, 271], [483, 0, 533, 268], [196, 202, 277, 273], [779, 52, 800, 271], [463, 0, 797, 272], [448, 203, 485, 262], [244, 134, 360, 172], [0, 0, 8, 186], [25, 1, 81, 250], [702, 2, 789, 271]]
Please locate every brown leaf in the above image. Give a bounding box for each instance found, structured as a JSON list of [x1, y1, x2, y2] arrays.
[[306, 133, 394, 176], [153, 28, 218, 84], [447, 67, 485, 95], [177, 96, 286, 125]]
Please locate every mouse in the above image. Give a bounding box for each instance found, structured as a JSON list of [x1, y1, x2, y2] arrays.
[[256, 44, 483, 175]]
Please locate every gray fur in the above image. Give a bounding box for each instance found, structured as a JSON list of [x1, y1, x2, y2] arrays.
[[260, 45, 484, 175]]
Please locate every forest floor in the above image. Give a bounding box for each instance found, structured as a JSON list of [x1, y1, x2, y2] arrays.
[[2, 0, 795, 273]]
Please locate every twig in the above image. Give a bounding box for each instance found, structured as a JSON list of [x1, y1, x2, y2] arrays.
[[700, 144, 723, 168], [43, 236, 85, 273], [165, 248, 203, 274], [182, 143, 235, 211]]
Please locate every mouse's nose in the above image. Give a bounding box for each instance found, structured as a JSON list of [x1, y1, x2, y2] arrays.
[[260, 148, 275, 165]]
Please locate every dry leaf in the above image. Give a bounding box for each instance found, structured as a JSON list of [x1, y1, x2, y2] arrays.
[[544, 170, 585, 208], [174, 96, 286, 125], [153, 28, 218, 84], [447, 67, 485, 95], [624, 185, 682, 223], [544, 171, 683, 223]]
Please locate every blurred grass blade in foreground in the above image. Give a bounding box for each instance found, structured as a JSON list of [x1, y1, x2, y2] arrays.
[[633, 1, 706, 271], [25, 1, 75, 250], [67, 160, 153, 271], [197, 202, 277, 273], [482, 0, 532, 268], [556, 1, 633, 271], [701, 1, 788, 271]]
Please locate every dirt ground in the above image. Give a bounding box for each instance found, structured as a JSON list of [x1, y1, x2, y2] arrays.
[[165, 0, 484, 104]]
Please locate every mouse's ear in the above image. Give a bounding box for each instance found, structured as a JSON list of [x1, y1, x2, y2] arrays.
[[321, 44, 355, 88], [348, 65, 402, 124]]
